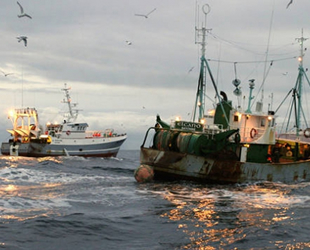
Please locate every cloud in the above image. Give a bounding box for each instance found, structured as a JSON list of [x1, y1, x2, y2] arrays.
[[0, 0, 309, 150]]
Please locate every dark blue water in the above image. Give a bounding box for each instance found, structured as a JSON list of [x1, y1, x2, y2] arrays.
[[0, 150, 310, 249]]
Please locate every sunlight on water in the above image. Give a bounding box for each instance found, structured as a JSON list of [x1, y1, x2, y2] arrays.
[[0, 157, 76, 222], [37, 156, 64, 164], [146, 182, 310, 249], [0, 155, 131, 224], [0, 182, 70, 222]]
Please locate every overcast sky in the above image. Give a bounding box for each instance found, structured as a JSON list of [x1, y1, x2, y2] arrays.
[[0, 0, 309, 150]]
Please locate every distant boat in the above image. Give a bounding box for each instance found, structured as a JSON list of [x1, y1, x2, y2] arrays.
[[1, 84, 127, 157], [136, 7, 310, 184]]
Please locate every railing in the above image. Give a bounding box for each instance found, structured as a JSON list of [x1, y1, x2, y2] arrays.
[[141, 127, 158, 148], [85, 131, 127, 138], [231, 125, 265, 143]]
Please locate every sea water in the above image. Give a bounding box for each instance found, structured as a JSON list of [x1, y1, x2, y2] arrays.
[[0, 150, 309, 249]]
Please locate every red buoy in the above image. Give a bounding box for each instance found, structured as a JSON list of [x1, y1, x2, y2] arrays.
[[134, 165, 154, 183]]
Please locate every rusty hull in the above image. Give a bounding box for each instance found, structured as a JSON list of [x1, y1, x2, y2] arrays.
[[140, 147, 310, 183]]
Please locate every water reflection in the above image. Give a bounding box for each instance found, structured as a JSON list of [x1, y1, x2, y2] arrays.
[[0, 182, 67, 222], [0, 156, 69, 222], [150, 182, 310, 249]]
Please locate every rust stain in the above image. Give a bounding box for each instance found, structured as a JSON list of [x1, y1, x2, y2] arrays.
[[140, 147, 310, 184], [156, 151, 184, 166], [294, 171, 298, 181], [267, 174, 273, 182], [205, 160, 243, 183]]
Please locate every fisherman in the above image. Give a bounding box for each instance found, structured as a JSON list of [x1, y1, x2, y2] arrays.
[[304, 145, 310, 160], [271, 143, 281, 163]]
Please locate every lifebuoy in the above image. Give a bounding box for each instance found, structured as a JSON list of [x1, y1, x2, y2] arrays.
[[66, 130, 71, 136], [304, 128, 310, 138], [250, 128, 257, 138], [286, 151, 293, 157]]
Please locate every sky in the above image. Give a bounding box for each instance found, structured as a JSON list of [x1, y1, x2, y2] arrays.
[[0, 0, 309, 150]]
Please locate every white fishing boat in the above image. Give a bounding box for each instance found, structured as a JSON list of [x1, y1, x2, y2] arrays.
[[1, 84, 127, 157]]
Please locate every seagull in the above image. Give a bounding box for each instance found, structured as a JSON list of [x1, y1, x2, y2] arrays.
[[282, 72, 288, 76], [135, 8, 156, 18], [286, 0, 293, 8], [17, 36, 28, 46], [17, 1, 32, 19], [188, 66, 194, 74], [126, 40, 132, 45], [0, 70, 14, 77]]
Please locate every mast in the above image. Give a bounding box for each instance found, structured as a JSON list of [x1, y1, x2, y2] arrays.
[[193, 4, 210, 122], [296, 29, 308, 134], [292, 29, 308, 135], [61, 83, 79, 122], [193, 3, 229, 126]]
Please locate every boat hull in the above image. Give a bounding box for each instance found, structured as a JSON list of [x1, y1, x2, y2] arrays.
[[1, 136, 126, 157], [140, 147, 310, 183]]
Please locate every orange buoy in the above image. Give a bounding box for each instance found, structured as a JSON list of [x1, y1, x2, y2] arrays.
[[134, 165, 154, 183]]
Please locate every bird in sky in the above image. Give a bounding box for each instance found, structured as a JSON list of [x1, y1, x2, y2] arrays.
[[0, 70, 14, 77], [135, 8, 156, 18], [17, 1, 32, 19], [126, 41, 132, 45], [17, 36, 28, 46], [286, 0, 293, 8], [188, 66, 194, 74]]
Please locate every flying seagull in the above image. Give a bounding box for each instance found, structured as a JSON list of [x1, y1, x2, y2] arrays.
[[17, 1, 32, 19], [286, 0, 293, 8], [188, 66, 194, 74], [17, 36, 28, 46], [135, 8, 156, 18], [126, 40, 132, 45], [0, 70, 14, 77]]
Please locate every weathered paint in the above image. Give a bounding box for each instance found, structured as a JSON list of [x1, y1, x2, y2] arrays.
[[140, 147, 310, 183]]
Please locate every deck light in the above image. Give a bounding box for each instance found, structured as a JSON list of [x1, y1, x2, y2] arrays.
[[8, 110, 14, 118]]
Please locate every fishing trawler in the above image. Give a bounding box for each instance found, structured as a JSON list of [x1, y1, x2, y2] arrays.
[[136, 5, 310, 184], [1, 84, 127, 157]]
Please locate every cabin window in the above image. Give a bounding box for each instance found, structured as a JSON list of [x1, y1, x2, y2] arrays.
[[261, 119, 265, 127], [234, 115, 239, 122], [269, 118, 275, 127]]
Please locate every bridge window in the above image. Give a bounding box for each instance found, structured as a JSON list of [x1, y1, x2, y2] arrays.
[[261, 119, 265, 127]]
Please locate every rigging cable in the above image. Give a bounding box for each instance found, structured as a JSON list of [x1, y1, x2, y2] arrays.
[[206, 56, 296, 64], [260, 0, 276, 103], [251, 61, 274, 109]]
